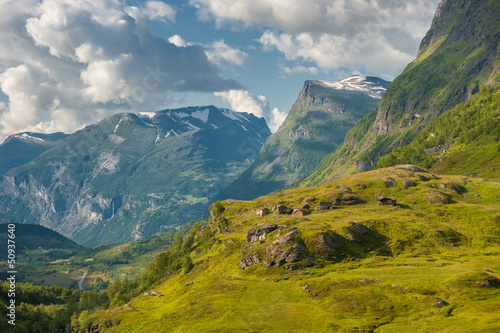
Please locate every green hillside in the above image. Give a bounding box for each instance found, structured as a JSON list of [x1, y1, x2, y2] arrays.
[[71, 166, 500, 332], [301, 0, 500, 187], [376, 85, 500, 179]]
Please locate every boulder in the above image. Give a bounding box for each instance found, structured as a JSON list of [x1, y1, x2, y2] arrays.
[[383, 177, 397, 188], [426, 191, 454, 204], [403, 179, 415, 188], [314, 232, 341, 255], [246, 223, 278, 242], [239, 255, 260, 269], [271, 229, 299, 246], [417, 174, 429, 182], [448, 182, 465, 194]]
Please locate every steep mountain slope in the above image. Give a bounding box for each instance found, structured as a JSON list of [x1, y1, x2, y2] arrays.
[[377, 85, 500, 178], [301, 0, 500, 186], [0, 132, 68, 176], [74, 166, 500, 332], [0, 223, 86, 256], [222, 75, 390, 200], [0, 106, 270, 247]]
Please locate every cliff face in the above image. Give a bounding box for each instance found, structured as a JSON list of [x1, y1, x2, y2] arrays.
[[301, 0, 500, 186], [222, 76, 389, 200]]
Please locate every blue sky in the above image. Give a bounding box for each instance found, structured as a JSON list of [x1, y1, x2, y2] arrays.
[[0, 0, 441, 141]]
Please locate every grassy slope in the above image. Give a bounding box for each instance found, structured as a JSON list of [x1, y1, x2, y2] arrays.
[[376, 85, 500, 179], [300, 0, 500, 187], [76, 166, 500, 332]]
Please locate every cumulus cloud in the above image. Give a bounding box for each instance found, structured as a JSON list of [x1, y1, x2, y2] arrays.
[[168, 35, 250, 69], [0, 0, 241, 140], [141, 1, 176, 22], [205, 40, 250, 68], [190, 0, 441, 76], [214, 90, 286, 132], [279, 64, 319, 75]]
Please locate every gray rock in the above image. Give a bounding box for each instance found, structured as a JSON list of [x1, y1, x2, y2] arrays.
[[448, 182, 465, 194], [314, 233, 341, 255], [246, 223, 278, 242], [403, 179, 415, 188], [239, 255, 260, 269], [383, 177, 397, 188], [417, 174, 429, 182], [271, 229, 299, 246]]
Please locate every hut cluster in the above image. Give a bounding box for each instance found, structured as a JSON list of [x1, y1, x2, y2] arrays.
[[255, 197, 396, 218], [256, 201, 334, 218]]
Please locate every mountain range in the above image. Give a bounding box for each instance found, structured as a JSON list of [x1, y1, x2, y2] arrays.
[[0, 106, 270, 247]]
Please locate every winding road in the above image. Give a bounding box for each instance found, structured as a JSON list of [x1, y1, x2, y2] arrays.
[[79, 272, 87, 291]]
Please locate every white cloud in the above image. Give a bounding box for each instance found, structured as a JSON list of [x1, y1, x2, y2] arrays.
[[169, 35, 249, 68], [205, 40, 249, 68], [168, 34, 189, 47], [260, 30, 413, 77], [215, 90, 286, 132], [190, 0, 441, 77], [279, 64, 319, 75], [0, 0, 241, 141], [142, 1, 176, 23]]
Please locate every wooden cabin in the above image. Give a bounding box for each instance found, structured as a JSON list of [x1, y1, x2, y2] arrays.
[[379, 198, 397, 207], [292, 209, 310, 218], [317, 202, 333, 211], [277, 205, 288, 214], [256, 207, 270, 216]]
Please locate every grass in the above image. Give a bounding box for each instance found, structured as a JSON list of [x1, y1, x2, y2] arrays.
[[74, 166, 500, 332]]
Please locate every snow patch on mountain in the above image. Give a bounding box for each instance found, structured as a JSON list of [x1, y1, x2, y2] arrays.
[[182, 121, 200, 131], [97, 152, 120, 174], [221, 108, 250, 123], [138, 112, 155, 119], [114, 119, 123, 133], [319, 75, 387, 99], [15, 133, 46, 143], [191, 108, 210, 123]]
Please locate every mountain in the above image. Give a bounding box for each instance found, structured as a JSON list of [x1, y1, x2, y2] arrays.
[[301, 0, 500, 186], [222, 75, 390, 200], [0, 132, 68, 176], [376, 85, 500, 178], [0, 106, 270, 247], [72, 166, 500, 332], [0, 223, 86, 257]]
